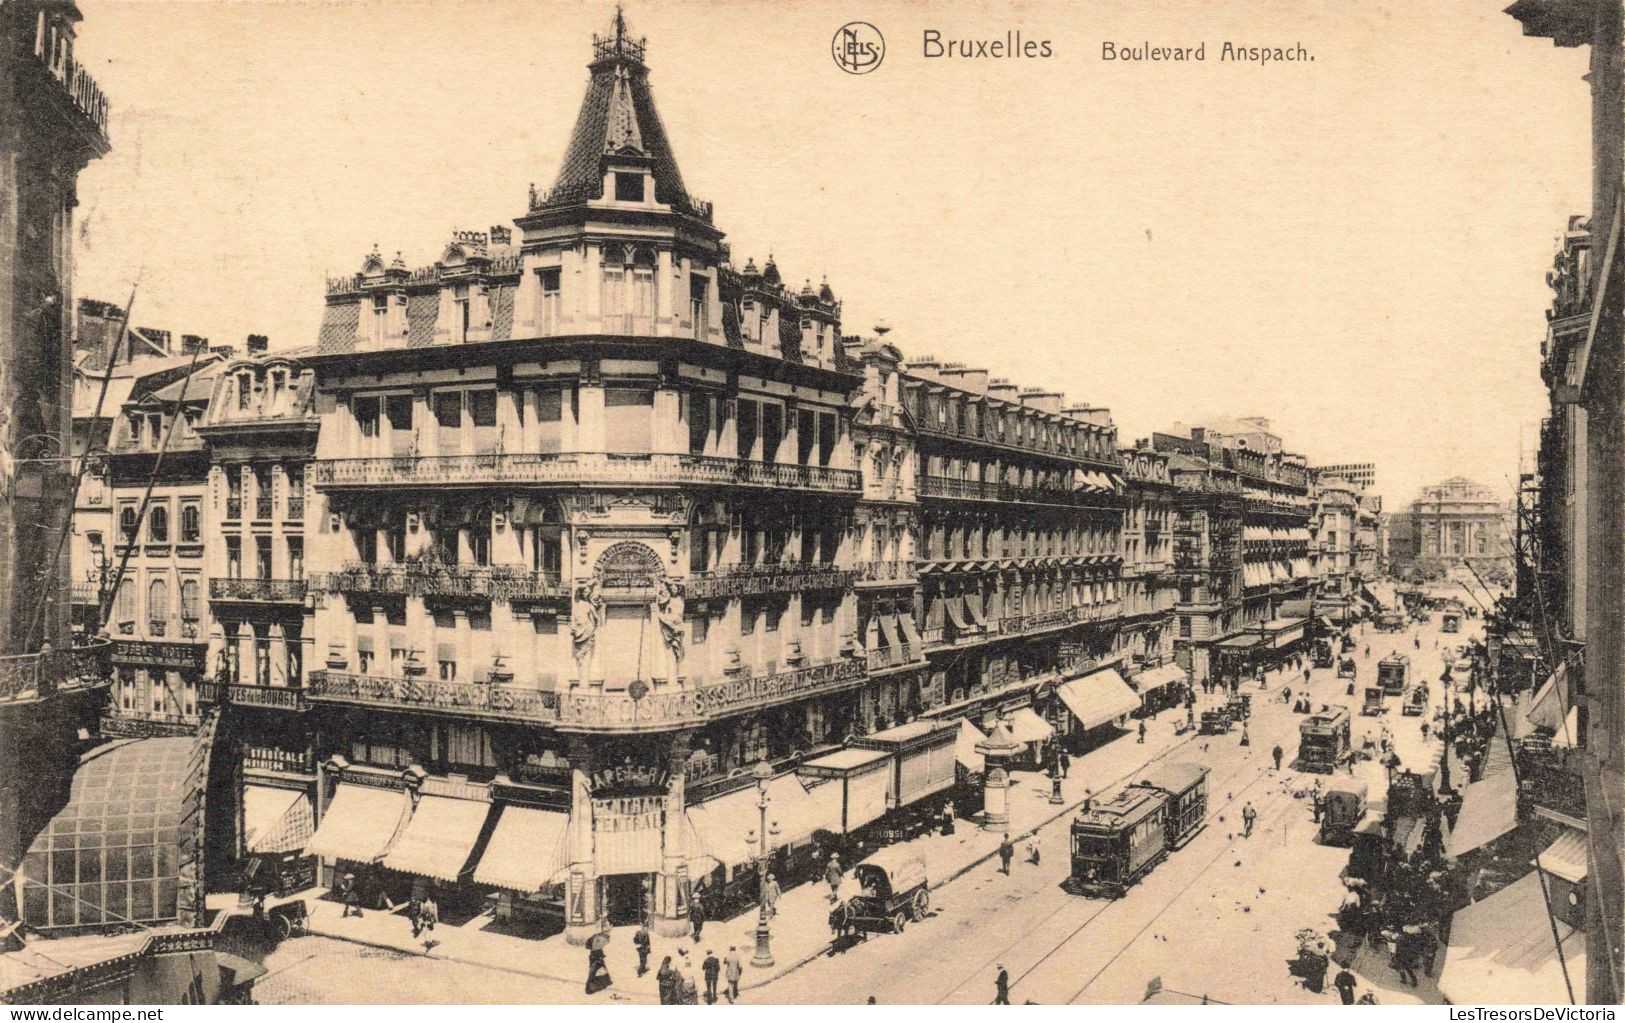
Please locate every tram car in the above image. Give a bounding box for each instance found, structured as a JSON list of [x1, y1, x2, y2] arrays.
[[1297, 707, 1352, 774], [1378, 654, 1410, 695], [1337, 656, 1358, 680], [1402, 682, 1429, 716], [1069, 762, 1210, 899], [1442, 608, 1462, 633]]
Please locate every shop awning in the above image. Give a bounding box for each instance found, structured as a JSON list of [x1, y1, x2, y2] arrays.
[[691, 774, 829, 867], [472, 805, 569, 892], [1446, 743, 1518, 859], [878, 614, 904, 661], [1132, 663, 1187, 694], [1219, 633, 1261, 649], [243, 785, 314, 855], [1526, 663, 1572, 734], [898, 614, 924, 658], [956, 719, 988, 772], [1004, 707, 1054, 744], [946, 596, 972, 633], [305, 782, 413, 863], [1057, 668, 1140, 731], [1439, 872, 1586, 1006], [381, 794, 492, 883], [965, 592, 987, 626], [1243, 526, 1269, 542], [1534, 828, 1588, 884], [1290, 558, 1311, 578]]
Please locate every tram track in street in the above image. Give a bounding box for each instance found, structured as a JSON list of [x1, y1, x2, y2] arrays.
[[931, 719, 1288, 1005]]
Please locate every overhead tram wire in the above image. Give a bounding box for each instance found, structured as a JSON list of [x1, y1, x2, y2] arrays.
[[24, 283, 139, 650]]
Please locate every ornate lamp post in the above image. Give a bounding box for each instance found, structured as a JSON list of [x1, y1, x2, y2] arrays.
[[745, 757, 779, 968]]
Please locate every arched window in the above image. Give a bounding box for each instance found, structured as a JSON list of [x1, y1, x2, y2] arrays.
[[180, 579, 200, 621], [180, 504, 200, 542], [115, 579, 135, 626], [148, 505, 169, 543], [147, 578, 169, 631], [119, 505, 138, 541]]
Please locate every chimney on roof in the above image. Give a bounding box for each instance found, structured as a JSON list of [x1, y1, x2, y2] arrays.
[[1020, 389, 1062, 414], [180, 334, 209, 355], [908, 355, 942, 380], [138, 328, 172, 354], [489, 225, 512, 247], [987, 378, 1019, 402], [941, 365, 989, 394], [246, 334, 269, 355]]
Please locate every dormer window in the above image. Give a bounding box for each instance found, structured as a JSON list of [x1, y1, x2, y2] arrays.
[[614, 171, 645, 203], [453, 285, 471, 343], [237, 374, 252, 410], [371, 293, 388, 344], [538, 267, 562, 335]]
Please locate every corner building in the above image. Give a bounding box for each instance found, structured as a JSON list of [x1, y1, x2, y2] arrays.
[[302, 22, 866, 940]]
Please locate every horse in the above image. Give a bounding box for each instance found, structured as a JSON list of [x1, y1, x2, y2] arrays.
[[828, 900, 866, 949]]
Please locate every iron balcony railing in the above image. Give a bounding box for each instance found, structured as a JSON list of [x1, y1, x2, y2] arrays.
[[225, 498, 243, 520], [254, 497, 275, 520], [310, 563, 564, 602], [311, 452, 861, 495], [197, 680, 308, 711], [308, 656, 868, 731], [0, 639, 113, 704], [916, 474, 1118, 508], [855, 560, 917, 584], [209, 577, 308, 603], [685, 564, 855, 600]]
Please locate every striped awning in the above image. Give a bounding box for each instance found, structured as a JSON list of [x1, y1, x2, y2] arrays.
[[305, 782, 412, 863], [472, 806, 569, 892], [1533, 828, 1588, 884], [243, 785, 314, 855], [380, 795, 492, 882]]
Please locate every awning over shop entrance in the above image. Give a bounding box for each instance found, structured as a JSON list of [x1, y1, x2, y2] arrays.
[[1218, 633, 1261, 650], [799, 748, 892, 834], [1002, 707, 1053, 745], [690, 774, 827, 867], [956, 719, 988, 772], [1131, 663, 1187, 694], [1446, 742, 1517, 859], [1533, 828, 1588, 884], [1267, 618, 1307, 649], [1525, 663, 1572, 734], [305, 782, 412, 863], [381, 794, 492, 882], [473, 805, 569, 892], [1056, 669, 1140, 731], [243, 785, 315, 855], [1439, 872, 1586, 1005]]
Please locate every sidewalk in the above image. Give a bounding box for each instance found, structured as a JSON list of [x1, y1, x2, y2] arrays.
[[295, 707, 1211, 1000]]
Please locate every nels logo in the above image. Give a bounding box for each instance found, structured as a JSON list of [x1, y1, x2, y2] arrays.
[[833, 22, 884, 74]]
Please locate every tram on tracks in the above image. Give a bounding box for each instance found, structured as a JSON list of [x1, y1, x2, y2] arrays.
[[1068, 762, 1211, 899]]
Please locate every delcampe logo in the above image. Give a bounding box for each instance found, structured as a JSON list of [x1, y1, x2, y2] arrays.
[[833, 22, 885, 74]]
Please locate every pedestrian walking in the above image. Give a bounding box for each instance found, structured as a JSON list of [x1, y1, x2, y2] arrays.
[[340, 873, 363, 918], [678, 964, 700, 1005], [1395, 927, 1421, 987], [762, 872, 781, 920], [1137, 720, 1147, 744], [656, 956, 677, 1005], [1334, 966, 1358, 1004], [1420, 721, 1430, 741], [723, 947, 743, 1003], [634, 920, 652, 977], [408, 894, 423, 938], [586, 946, 612, 995], [998, 833, 1014, 875], [421, 894, 438, 932], [994, 965, 1010, 1005], [825, 855, 843, 903], [941, 799, 956, 836], [1026, 838, 1041, 865], [1242, 802, 1257, 838], [702, 950, 721, 1004], [1272, 744, 1284, 771], [689, 894, 706, 942], [1059, 751, 1071, 778]]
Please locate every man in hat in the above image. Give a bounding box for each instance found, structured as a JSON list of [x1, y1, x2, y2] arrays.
[[633, 919, 652, 977], [688, 892, 706, 942], [702, 949, 721, 1004], [825, 854, 844, 903], [998, 833, 1014, 875], [723, 946, 743, 1003], [1333, 964, 1358, 1004], [994, 965, 1010, 1005], [1242, 802, 1257, 838], [340, 873, 362, 918], [761, 871, 781, 920], [1272, 744, 1284, 771]]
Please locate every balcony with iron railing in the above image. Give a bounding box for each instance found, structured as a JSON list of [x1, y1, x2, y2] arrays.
[[917, 474, 1120, 508], [854, 560, 917, 585], [685, 563, 855, 600], [308, 654, 869, 731], [209, 577, 308, 603], [311, 452, 861, 495], [0, 638, 113, 704], [254, 497, 275, 520], [913, 418, 1121, 470], [225, 498, 243, 520], [310, 563, 564, 602], [197, 680, 308, 711]]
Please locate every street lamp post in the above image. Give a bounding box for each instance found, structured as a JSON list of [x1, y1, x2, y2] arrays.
[[747, 757, 778, 969]]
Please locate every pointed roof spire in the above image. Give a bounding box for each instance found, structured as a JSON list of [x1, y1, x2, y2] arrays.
[[540, 9, 698, 214]]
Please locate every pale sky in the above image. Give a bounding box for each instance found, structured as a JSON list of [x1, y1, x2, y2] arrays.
[[71, 0, 1592, 510]]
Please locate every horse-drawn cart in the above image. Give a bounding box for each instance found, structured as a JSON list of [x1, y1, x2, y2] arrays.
[[832, 848, 929, 937]]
